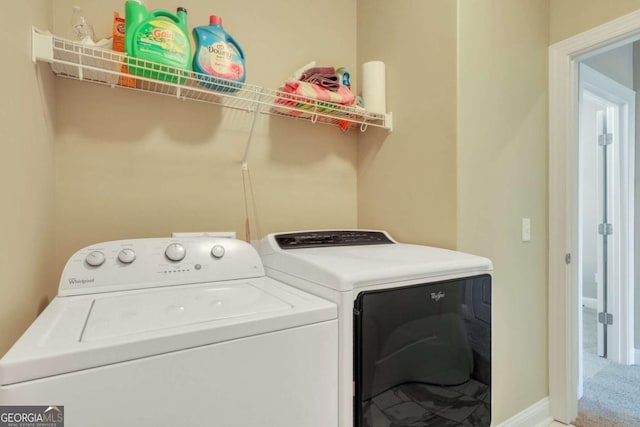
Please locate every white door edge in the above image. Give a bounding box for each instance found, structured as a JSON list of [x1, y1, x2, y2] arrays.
[[549, 9, 640, 424]]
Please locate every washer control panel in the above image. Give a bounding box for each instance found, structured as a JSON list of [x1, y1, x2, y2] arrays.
[[59, 237, 264, 296]]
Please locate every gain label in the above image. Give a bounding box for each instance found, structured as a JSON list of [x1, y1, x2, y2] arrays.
[[136, 20, 189, 62]]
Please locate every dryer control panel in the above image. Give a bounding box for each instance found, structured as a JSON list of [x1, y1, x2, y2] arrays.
[[275, 230, 395, 249], [59, 238, 264, 296]]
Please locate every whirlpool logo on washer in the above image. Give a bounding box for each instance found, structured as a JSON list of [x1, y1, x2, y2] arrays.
[[430, 291, 446, 301], [0, 405, 64, 427], [68, 277, 95, 286]]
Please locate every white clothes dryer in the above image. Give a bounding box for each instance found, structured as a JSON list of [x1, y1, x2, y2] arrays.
[[255, 230, 493, 427], [0, 237, 338, 427]]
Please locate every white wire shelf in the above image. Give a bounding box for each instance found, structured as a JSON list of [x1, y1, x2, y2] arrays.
[[31, 28, 392, 132]]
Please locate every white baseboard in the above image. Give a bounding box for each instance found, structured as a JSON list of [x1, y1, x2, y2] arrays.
[[496, 397, 553, 427], [582, 297, 597, 310]]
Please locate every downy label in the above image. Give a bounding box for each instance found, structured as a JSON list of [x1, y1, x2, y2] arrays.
[[197, 41, 244, 80]]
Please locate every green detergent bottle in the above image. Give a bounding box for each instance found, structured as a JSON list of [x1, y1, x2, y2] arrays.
[[125, 1, 191, 83]]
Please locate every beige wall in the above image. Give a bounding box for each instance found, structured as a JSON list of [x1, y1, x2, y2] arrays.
[[550, 0, 640, 44], [52, 0, 358, 273], [458, 1, 549, 422], [0, 2, 55, 356], [356, 0, 457, 249]]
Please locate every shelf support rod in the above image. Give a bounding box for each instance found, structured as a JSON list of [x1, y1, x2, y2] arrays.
[[78, 47, 84, 81], [241, 104, 261, 171]]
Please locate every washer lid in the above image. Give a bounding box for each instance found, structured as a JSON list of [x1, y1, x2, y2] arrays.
[[0, 278, 336, 386], [259, 233, 492, 291], [82, 282, 291, 342]]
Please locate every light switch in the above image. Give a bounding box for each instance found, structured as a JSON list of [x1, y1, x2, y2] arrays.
[[522, 218, 531, 242]]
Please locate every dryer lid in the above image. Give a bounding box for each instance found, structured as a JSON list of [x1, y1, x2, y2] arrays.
[[258, 231, 493, 291]]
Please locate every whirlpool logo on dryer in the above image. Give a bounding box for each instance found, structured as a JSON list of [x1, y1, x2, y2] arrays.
[[68, 277, 95, 286], [430, 291, 446, 301]]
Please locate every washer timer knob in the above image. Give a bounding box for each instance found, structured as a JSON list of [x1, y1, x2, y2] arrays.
[[165, 243, 186, 262], [118, 248, 136, 264], [85, 251, 106, 267], [211, 244, 225, 259]]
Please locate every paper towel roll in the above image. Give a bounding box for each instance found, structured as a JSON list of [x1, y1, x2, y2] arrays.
[[361, 61, 386, 114]]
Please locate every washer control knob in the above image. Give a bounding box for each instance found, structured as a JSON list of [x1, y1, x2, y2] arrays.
[[211, 245, 226, 259], [85, 251, 106, 267], [118, 248, 136, 264], [165, 243, 186, 262]]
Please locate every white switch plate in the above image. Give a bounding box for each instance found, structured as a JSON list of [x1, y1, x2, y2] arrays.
[[522, 218, 531, 242]]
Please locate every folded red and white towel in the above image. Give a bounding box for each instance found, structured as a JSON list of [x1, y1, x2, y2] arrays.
[[280, 80, 355, 105]]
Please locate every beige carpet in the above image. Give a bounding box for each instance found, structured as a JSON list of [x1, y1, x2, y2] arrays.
[[576, 307, 640, 426]]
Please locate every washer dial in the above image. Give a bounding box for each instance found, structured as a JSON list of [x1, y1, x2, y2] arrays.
[[118, 248, 136, 264], [211, 244, 226, 259], [165, 243, 186, 262], [85, 251, 106, 267]]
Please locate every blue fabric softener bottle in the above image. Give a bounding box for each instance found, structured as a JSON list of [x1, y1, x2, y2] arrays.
[[192, 15, 245, 92]]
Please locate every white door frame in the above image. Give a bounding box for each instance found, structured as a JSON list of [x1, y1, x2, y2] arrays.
[[549, 10, 640, 424]]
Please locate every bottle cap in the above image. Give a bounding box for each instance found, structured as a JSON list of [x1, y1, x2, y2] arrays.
[[177, 7, 187, 13], [209, 15, 222, 25]]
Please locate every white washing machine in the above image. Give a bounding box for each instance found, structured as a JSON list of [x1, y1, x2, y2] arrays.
[[255, 230, 493, 427], [0, 237, 338, 427]]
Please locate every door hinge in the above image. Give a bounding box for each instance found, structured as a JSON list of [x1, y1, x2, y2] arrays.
[[598, 223, 613, 235], [565, 253, 571, 264], [598, 133, 613, 146], [598, 312, 613, 325]]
